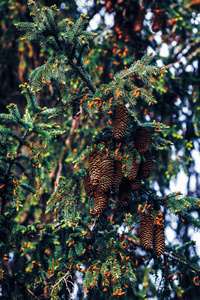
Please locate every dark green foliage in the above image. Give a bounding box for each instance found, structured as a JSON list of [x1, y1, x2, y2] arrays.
[[0, 1, 199, 299]]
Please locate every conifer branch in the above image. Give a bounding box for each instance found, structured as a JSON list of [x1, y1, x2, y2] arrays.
[[163, 251, 200, 274], [68, 60, 96, 93], [27, 288, 40, 300], [1, 129, 30, 215], [127, 236, 200, 274]]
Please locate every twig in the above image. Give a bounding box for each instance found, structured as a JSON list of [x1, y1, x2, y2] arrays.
[[51, 270, 73, 300], [69, 60, 96, 94], [163, 251, 200, 274], [1, 129, 30, 215], [165, 46, 200, 69], [127, 236, 200, 273], [54, 161, 63, 191], [27, 288, 40, 300]]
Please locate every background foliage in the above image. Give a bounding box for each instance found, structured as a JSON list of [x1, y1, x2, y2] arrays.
[[0, 0, 200, 299]]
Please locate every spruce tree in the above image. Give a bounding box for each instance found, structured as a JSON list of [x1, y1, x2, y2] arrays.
[[0, 1, 200, 299]]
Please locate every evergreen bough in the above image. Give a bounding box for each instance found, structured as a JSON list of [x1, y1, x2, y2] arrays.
[[0, 1, 199, 299]]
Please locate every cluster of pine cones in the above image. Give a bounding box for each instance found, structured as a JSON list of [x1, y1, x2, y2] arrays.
[[84, 104, 153, 216], [104, 0, 166, 42], [139, 212, 165, 256]]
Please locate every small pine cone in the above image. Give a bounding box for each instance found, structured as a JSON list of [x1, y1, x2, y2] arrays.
[[114, 12, 123, 34], [93, 188, 109, 216], [122, 21, 132, 42], [113, 160, 123, 192], [139, 213, 154, 250], [140, 150, 152, 178], [113, 104, 129, 140], [153, 224, 165, 256], [99, 155, 115, 192], [118, 178, 132, 208], [84, 171, 96, 198], [88, 150, 103, 186], [105, 0, 115, 12], [135, 127, 151, 154], [152, 10, 165, 32], [128, 155, 140, 181], [130, 176, 141, 191], [133, 6, 145, 32]]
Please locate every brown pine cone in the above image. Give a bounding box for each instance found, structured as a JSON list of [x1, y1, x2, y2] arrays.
[[113, 160, 123, 192], [140, 150, 153, 178], [99, 154, 115, 192], [88, 150, 103, 186], [118, 177, 132, 208], [152, 10, 165, 32], [135, 127, 151, 154], [113, 104, 129, 140], [92, 188, 109, 216], [153, 224, 165, 256], [133, 6, 145, 32], [128, 154, 140, 181], [139, 213, 154, 250], [130, 176, 142, 191], [84, 171, 96, 198]]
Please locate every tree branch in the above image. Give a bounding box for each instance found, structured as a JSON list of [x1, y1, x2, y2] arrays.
[[163, 251, 200, 274], [69, 60, 96, 94]]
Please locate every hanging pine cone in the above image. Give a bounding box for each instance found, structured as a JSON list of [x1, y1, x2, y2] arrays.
[[114, 12, 123, 34], [133, 6, 145, 32], [152, 10, 165, 32], [118, 178, 132, 208], [153, 224, 165, 256], [122, 21, 132, 42], [92, 188, 109, 216], [135, 127, 151, 154], [88, 150, 103, 186], [128, 154, 140, 180], [84, 171, 96, 198], [99, 154, 114, 192], [113, 104, 129, 140], [104, 0, 115, 12], [130, 176, 141, 191], [140, 150, 153, 178], [113, 160, 123, 192], [139, 213, 154, 250]]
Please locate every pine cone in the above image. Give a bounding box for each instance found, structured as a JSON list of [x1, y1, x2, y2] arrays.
[[153, 224, 165, 256], [135, 127, 151, 154], [118, 178, 132, 208], [113, 160, 123, 192], [84, 171, 96, 198], [88, 150, 103, 186], [133, 6, 145, 32], [99, 154, 114, 192], [113, 104, 129, 140], [93, 188, 109, 216], [139, 213, 154, 250], [130, 176, 141, 191], [122, 21, 132, 42], [128, 154, 140, 180], [152, 10, 165, 32], [114, 12, 123, 34], [140, 150, 152, 178]]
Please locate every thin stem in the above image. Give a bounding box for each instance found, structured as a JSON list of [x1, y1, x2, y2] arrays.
[[127, 236, 200, 274], [1, 129, 29, 215], [69, 60, 96, 94], [163, 251, 200, 274]]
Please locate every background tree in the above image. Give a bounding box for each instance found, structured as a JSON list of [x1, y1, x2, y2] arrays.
[[0, 0, 200, 299]]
